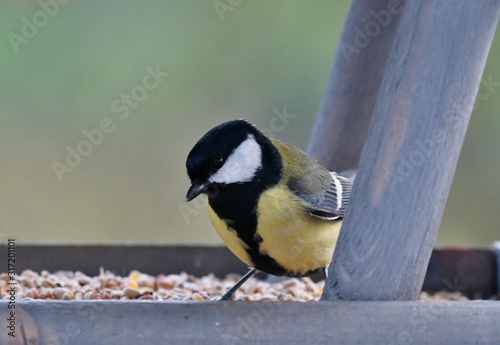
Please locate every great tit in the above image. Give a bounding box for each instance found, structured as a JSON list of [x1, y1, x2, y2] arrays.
[[185, 119, 352, 300]]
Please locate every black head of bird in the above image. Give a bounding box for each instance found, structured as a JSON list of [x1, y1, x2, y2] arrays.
[[186, 119, 281, 203]]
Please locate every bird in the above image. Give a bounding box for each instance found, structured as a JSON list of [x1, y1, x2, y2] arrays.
[[185, 119, 352, 300]]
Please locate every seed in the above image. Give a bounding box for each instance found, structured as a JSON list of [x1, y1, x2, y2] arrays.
[[282, 278, 300, 289], [42, 279, 56, 288], [23, 289, 36, 299], [182, 282, 199, 291], [21, 270, 37, 279], [111, 291, 123, 299], [84, 291, 97, 300], [157, 275, 175, 289], [38, 288, 53, 299], [128, 280, 139, 289], [192, 293, 204, 301], [77, 276, 92, 286], [23, 279, 35, 289], [101, 288, 114, 295], [52, 287, 69, 299], [260, 294, 278, 302], [123, 287, 140, 299]]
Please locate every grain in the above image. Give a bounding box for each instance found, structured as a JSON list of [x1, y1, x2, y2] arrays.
[[2, 269, 490, 302]]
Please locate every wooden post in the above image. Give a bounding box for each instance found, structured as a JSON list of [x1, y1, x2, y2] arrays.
[[322, 0, 500, 300], [308, 0, 405, 172]]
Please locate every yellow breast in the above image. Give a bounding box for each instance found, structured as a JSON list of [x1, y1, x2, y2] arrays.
[[256, 185, 341, 275]]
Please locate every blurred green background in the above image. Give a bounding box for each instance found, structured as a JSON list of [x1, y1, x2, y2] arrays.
[[1, 1, 499, 246]]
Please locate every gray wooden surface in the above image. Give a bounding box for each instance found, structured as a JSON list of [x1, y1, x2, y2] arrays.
[[308, 0, 404, 172], [322, 0, 500, 301], [2, 301, 500, 345]]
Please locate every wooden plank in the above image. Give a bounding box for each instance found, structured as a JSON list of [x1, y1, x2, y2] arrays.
[[2, 301, 500, 345], [308, 0, 404, 172], [323, 0, 500, 301]]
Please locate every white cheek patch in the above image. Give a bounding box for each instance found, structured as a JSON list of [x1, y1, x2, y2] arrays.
[[208, 134, 262, 184]]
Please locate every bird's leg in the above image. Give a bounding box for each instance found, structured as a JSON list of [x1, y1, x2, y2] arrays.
[[218, 268, 257, 301]]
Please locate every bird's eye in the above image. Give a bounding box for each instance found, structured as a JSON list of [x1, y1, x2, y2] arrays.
[[211, 156, 224, 170]]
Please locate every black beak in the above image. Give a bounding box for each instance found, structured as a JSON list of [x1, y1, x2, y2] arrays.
[[186, 181, 208, 202]]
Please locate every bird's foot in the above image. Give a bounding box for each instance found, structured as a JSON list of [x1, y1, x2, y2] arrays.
[[216, 292, 234, 301]]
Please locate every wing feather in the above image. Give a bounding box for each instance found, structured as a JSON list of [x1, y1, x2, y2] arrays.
[[295, 172, 352, 220], [270, 139, 352, 221]]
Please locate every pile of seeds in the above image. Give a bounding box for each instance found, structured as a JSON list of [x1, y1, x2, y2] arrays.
[[1, 270, 484, 302], [0, 269, 323, 302]]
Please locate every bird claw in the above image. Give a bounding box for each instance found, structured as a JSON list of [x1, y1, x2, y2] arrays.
[[217, 293, 234, 301]]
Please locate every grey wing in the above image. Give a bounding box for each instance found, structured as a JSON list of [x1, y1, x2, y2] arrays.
[[296, 172, 352, 220]]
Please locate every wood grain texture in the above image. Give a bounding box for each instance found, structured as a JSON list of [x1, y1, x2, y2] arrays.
[[2, 301, 500, 345], [323, 0, 500, 301], [307, 0, 405, 172]]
